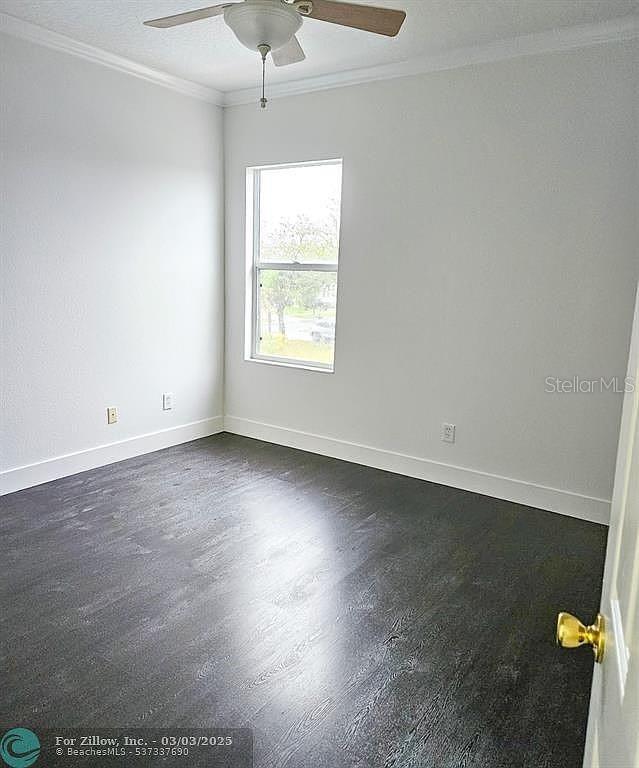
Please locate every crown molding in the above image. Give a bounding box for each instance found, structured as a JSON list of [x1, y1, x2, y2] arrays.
[[0, 12, 224, 105], [223, 13, 639, 106], [1, 11, 636, 109]]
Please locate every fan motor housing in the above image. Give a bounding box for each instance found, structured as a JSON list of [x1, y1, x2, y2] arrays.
[[224, 0, 302, 52]]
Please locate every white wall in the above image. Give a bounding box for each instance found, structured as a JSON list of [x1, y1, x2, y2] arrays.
[[0, 33, 225, 492], [224, 42, 639, 523]]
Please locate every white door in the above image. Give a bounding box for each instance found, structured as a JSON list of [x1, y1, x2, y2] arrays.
[[581, 286, 639, 768]]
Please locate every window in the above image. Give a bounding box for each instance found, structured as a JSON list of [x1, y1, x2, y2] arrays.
[[246, 160, 342, 371]]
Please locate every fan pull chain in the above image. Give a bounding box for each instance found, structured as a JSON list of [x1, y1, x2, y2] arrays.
[[258, 44, 270, 109]]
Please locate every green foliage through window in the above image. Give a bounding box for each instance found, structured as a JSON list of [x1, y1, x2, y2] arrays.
[[251, 161, 342, 369]]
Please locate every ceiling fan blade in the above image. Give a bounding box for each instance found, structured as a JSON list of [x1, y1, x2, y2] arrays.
[[272, 35, 306, 67], [306, 0, 405, 37], [143, 3, 233, 28]]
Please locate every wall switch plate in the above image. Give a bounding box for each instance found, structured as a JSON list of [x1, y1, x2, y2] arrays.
[[442, 423, 456, 443], [162, 392, 174, 411], [107, 407, 118, 425]]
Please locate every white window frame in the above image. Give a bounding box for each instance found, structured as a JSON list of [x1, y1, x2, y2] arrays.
[[245, 159, 342, 373]]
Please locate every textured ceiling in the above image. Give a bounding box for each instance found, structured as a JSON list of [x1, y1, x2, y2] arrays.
[[0, 0, 637, 92]]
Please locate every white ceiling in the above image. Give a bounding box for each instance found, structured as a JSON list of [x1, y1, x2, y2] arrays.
[[0, 0, 637, 93]]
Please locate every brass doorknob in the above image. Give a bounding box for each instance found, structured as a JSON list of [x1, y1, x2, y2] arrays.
[[556, 612, 605, 663]]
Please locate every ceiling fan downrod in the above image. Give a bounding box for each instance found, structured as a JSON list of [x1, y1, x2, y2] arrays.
[[258, 43, 270, 108]]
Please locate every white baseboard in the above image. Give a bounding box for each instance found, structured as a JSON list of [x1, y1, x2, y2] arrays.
[[223, 415, 610, 525], [0, 416, 224, 496], [3, 413, 610, 525]]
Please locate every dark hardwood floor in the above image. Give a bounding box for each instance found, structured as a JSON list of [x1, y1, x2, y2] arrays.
[[1, 433, 607, 767]]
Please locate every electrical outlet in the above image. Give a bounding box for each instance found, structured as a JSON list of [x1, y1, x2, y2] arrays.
[[162, 392, 174, 411], [442, 423, 456, 443], [107, 407, 118, 425]]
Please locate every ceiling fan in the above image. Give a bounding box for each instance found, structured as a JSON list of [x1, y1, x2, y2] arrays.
[[144, 0, 406, 107]]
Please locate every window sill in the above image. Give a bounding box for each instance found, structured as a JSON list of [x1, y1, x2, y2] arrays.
[[246, 356, 334, 374]]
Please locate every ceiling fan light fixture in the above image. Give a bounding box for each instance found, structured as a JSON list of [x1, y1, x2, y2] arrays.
[[224, 0, 302, 52], [143, 0, 407, 109]]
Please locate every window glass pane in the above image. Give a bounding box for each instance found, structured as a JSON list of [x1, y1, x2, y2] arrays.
[[258, 163, 342, 264], [257, 270, 337, 367]]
